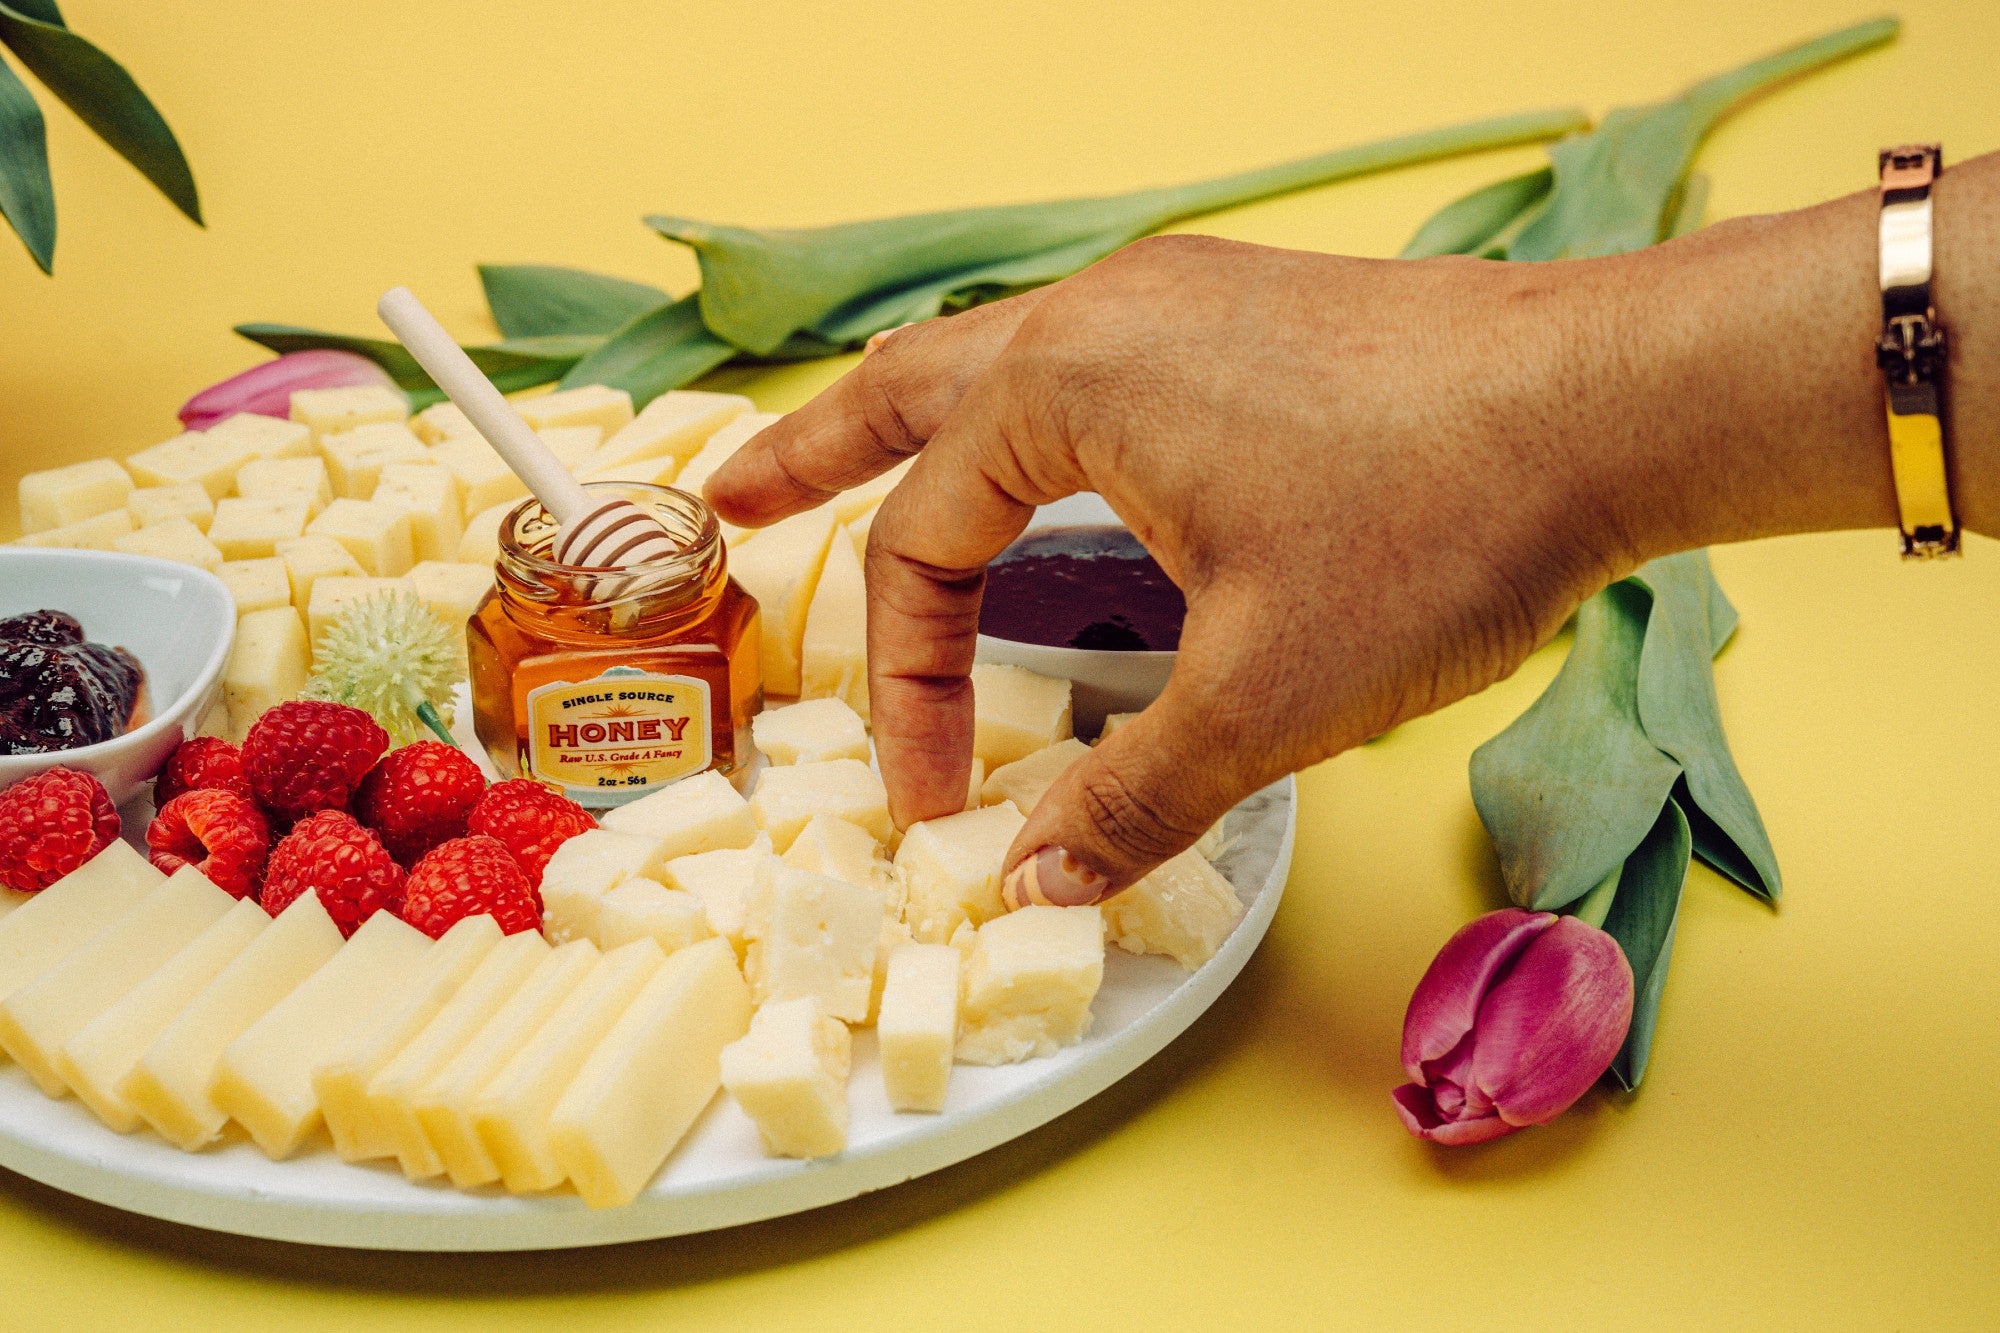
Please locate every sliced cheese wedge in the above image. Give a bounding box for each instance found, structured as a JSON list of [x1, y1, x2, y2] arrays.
[[799, 522, 869, 720], [727, 505, 839, 696], [0, 843, 163, 1005]]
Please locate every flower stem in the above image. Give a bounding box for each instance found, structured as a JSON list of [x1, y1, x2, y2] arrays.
[[1572, 868, 1621, 930], [415, 699, 457, 748]]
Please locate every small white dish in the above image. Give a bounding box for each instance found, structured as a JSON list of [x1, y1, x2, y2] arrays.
[[974, 492, 1176, 737], [0, 549, 236, 806]]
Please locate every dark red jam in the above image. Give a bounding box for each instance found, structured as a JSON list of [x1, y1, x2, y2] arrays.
[[0, 610, 144, 754], [979, 526, 1184, 652]]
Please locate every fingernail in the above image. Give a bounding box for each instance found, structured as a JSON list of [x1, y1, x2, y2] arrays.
[[1002, 846, 1112, 910]]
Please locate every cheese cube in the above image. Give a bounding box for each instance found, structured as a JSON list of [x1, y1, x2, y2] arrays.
[[580, 453, 680, 488], [540, 829, 670, 945], [1102, 848, 1244, 970], [956, 906, 1104, 1065], [234, 456, 332, 516], [114, 517, 224, 572], [517, 384, 635, 438], [781, 814, 881, 890], [215, 558, 293, 614], [225, 606, 309, 728], [13, 509, 134, 551], [981, 738, 1091, 814], [372, 463, 463, 564], [213, 909, 431, 1159], [661, 840, 772, 960], [314, 914, 501, 1163], [19, 458, 134, 533], [674, 411, 778, 496], [895, 802, 1027, 944], [431, 434, 528, 516], [0, 843, 163, 1002], [749, 759, 891, 852], [370, 930, 550, 1179], [586, 389, 748, 473], [59, 898, 268, 1133], [599, 770, 758, 860], [751, 698, 869, 767], [306, 498, 414, 576], [207, 495, 312, 560], [123, 893, 343, 1150], [799, 525, 869, 719], [0, 867, 234, 1097], [868, 910, 915, 1025], [404, 560, 491, 632], [743, 861, 882, 1022], [303, 575, 403, 648], [412, 938, 599, 1188], [878, 942, 959, 1112], [550, 937, 750, 1206], [126, 431, 257, 500], [727, 505, 839, 696], [127, 483, 216, 532], [411, 400, 476, 444], [970, 663, 1073, 768], [720, 996, 850, 1159], [317, 421, 428, 499], [473, 938, 664, 1193], [203, 411, 314, 461], [455, 499, 515, 565], [596, 879, 713, 956], [289, 383, 409, 440], [275, 534, 364, 611]]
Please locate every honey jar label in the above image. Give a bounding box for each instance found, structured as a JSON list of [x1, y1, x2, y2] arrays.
[[524, 666, 712, 805]]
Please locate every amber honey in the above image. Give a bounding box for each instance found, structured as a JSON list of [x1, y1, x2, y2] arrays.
[[468, 482, 762, 808]]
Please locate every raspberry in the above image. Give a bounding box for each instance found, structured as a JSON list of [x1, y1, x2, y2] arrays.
[[146, 790, 272, 900], [352, 741, 487, 867], [465, 779, 594, 888], [153, 736, 251, 809], [400, 835, 541, 939], [261, 810, 406, 936], [0, 767, 121, 893], [241, 701, 389, 824]]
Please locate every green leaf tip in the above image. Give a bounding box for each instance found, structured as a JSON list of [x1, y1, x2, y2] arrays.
[[0, 51, 55, 272]]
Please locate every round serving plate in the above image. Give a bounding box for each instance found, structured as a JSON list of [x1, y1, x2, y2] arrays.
[[0, 778, 1293, 1251]]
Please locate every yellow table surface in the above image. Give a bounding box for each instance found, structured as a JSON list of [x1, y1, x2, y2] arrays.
[[4, 0, 1999, 1326]]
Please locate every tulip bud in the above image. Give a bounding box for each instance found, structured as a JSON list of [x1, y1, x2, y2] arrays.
[[179, 350, 395, 430], [1392, 908, 1633, 1146]]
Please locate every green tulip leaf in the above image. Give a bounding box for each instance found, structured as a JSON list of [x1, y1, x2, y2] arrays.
[[5, 0, 58, 27], [557, 294, 737, 405], [0, 1, 199, 224], [1600, 797, 1692, 1091], [1397, 168, 1551, 260], [477, 264, 670, 339], [233, 323, 599, 407], [0, 53, 54, 272]]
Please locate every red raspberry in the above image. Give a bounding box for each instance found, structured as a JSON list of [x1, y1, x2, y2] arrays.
[[241, 701, 388, 824], [0, 767, 121, 893], [400, 835, 541, 939], [146, 790, 272, 900], [153, 736, 251, 809], [465, 779, 594, 889], [352, 741, 487, 867], [261, 810, 406, 936]]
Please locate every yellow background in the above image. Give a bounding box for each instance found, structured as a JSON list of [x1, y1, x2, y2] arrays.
[[4, 0, 1998, 1326]]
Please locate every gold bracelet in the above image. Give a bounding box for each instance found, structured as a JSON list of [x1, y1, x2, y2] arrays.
[[1877, 143, 1957, 558]]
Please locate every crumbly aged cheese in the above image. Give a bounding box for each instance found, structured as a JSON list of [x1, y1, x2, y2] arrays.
[[878, 942, 959, 1112], [749, 759, 891, 852], [114, 517, 224, 572], [981, 738, 1091, 814], [289, 384, 409, 441], [59, 898, 268, 1132], [473, 938, 665, 1193], [956, 905, 1104, 1065], [727, 505, 839, 696], [306, 498, 415, 577], [743, 861, 882, 1023], [208, 495, 313, 561], [595, 879, 714, 955], [895, 802, 1027, 944], [411, 400, 476, 444], [213, 910, 431, 1159], [404, 560, 491, 630], [225, 606, 310, 727], [0, 867, 234, 1097], [204, 411, 315, 461], [275, 534, 364, 611], [970, 663, 1074, 769], [19, 458, 136, 533], [0, 843, 163, 1003], [585, 389, 749, 474], [750, 697, 869, 766], [1102, 848, 1244, 970], [599, 770, 759, 860], [661, 840, 772, 960], [799, 527, 869, 719], [780, 813, 882, 892], [122, 892, 343, 1150], [540, 829, 671, 946], [372, 462, 464, 564], [673, 411, 779, 497], [234, 456, 332, 517], [126, 431, 258, 500], [550, 936, 750, 1206], [13, 508, 134, 550], [316, 421, 429, 499], [214, 558, 294, 615], [516, 384, 635, 438], [411, 938, 598, 1188], [127, 483, 217, 532], [314, 914, 502, 1163], [719, 996, 851, 1159]]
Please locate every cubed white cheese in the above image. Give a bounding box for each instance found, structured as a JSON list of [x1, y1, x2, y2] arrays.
[[878, 942, 959, 1112], [1101, 848, 1243, 970], [19, 458, 134, 533], [720, 996, 850, 1159], [955, 906, 1103, 1065], [126, 483, 214, 532], [539, 829, 670, 945], [595, 878, 713, 956], [981, 738, 1091, 814], [749, 759, 891, 852], [895, 802, 1026, 944], [750, 697, 869, 766], [114, 517, 224, 572], [661, 840, 773, 960], [599, 770, 758, 860], [743, 861, 882, 1022], [208, 495, 313, 561], [970, 663, 1073, 769]]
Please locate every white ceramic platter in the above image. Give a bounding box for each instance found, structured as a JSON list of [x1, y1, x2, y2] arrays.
[[0, 776, 1293, 1251]]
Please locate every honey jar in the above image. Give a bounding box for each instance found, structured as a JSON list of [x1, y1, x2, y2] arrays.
[[468, 482, 762, 807]]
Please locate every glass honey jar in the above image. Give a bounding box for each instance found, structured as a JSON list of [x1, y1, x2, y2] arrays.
[[468, 482, 762, 808]]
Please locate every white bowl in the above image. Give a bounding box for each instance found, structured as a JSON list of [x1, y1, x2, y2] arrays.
[[0, 549, 236, 807], [974, 493, 1176, 737]]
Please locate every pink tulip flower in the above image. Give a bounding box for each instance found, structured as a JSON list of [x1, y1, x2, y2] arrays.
[[179, 350, 395, 429], [1392, 908, 1633, 1146]]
